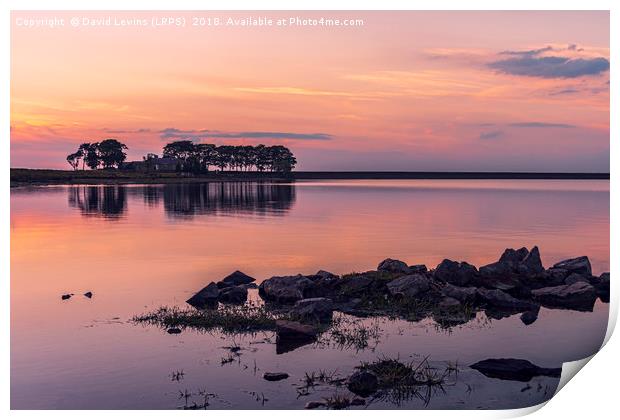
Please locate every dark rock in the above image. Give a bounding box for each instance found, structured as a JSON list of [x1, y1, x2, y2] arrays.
[[337, 274, 378, 297], [386, 274, 430, 298], [259, 275, 313, 303], [347, 370, 379, 397], [552, 256, 592, 277], [442, 284, 478, 303], [434, 259, 478, 287], [263, 372, 289, 381], [477, 289, 537, 311], [84, 291, 93, 298], [595, 272, 609, 302], [218, 270, 256, 287], [499, 247, 529, 265], [409, 264, 428, 274], [167, 328, 182, 334], [186, 282, 219, 308], [350, 398, 366, 406], [470, 358, 561, 382], [275, 320, 318, 354], [520, 307, 540, 325], [481, 246, 543, 280], [305, 401, 325, 409], [290, 298, 333, 323], [519, 246, 545, 275], [61, 294, 72, 300], [564, 273, 588, 285], [218, 285, 248, 304], [437, 297, 462, 312], [244, 283, 258, 289], [377, 258, 411, 274], [532, 281, 597, 311], [477, 275, 530, 298], [315, 270, 337, 279], [543, 268, 569, 285]]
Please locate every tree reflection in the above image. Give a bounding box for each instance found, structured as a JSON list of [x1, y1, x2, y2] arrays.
[[68, 185, 127, 218]]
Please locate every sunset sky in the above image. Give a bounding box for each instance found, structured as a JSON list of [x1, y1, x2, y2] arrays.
[[11, 11, 610, 171]]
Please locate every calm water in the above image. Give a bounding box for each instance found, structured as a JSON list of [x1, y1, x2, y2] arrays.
[[10, 180, 610, 409]]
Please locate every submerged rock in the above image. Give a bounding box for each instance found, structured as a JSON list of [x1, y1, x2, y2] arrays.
[[259, 275, 313, 303], [477, 289, 537, 311], [434, 259, 478, 287], [552, 256, 592, 277], [167, 328, 182, 334], [520, 307, 540, 325], [386, 274, 430, 298], [289, 297, 333, 323], [186, 282, 219, 308], [275, 320, 318, 354], [470, 358, 561, 382], [263, 372, 289, 381], [532, 281, 597, 311], [347, 370, 379, 397], [377, 258, 411, 274]]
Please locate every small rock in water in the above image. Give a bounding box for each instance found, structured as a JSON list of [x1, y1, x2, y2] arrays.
[[61, 294, 72, 300], [519, 307, 540, 325], [347, 370, 378, 397], [167, 328, 182, 334], [186, 282, 220, 308], [84, 292, 93, 299], [305, 401, 325, 409], [470, 358, 561, 382], [263, 372, 289, 381]]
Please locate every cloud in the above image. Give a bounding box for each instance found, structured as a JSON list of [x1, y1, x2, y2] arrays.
[[479, 130, 504, 140], [103, 128, 152, 134], [549, 88, 580, 96], [508, 122, 576, 128], [489, 44, 609, 78], [158, 128, 332, 142]]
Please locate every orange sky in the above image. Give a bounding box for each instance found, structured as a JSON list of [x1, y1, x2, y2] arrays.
[[10, 11, 610, 171]]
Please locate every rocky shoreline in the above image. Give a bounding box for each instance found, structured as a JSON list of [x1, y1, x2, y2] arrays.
[[186, 247, 609, 330]]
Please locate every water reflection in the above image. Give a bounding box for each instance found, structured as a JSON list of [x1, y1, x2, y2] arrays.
[[67, 182, 296, 219]]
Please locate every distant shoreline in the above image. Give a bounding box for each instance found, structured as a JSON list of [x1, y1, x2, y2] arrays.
[[10, 168, 610, 187]]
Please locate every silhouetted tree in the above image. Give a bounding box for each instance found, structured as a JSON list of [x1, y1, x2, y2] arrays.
[[66, 152, 80, 170], [98, 139, 128, 168]]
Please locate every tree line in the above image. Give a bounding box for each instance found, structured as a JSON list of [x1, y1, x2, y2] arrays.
[[161, 141, 297, 173], [67, 139, 297, 173]]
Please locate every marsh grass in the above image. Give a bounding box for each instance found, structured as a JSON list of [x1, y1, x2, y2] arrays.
[[132, 303, 281, 334], [317, 315, 383, 351]]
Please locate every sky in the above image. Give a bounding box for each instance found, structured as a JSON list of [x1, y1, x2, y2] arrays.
[[10, 11, 610, 171]]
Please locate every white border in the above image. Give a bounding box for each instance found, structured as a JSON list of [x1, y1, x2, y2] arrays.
[[2, 1, 616, 419]]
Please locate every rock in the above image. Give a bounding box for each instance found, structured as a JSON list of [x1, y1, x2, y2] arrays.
[[481, 246, 544, 280], [552, 256, 592, 277], [275, 320, 318, 354], [218, 285, 248, 304], [434, 259, 478, 287], [544, 268, 569, 285], [186, 282, 220, 308], [520, 307, 540, 325], [315, 270, 337, 279], [442, 284, 478, 303], [437, 297, 462, 312], [595, 272, 609, 302], [409, 264, 428, 274], [263, 372, 289, 381], [564, 273, 588, 285], [532, 281, 597, 311], [477, 275, 530, 298], [337, 274, 378, 297], [477, 289, 537, 311], [377, 258, 411, 274], [347, 370, 379, 397], [470, 358, 561, 382], [218, 270, 256, 287], [167, 328, 182, 334], [350, 398, 366, 406], [84, 291, 93, 298], [61, 294, 72, 300], [519, 246, 545, 275], [386, 274, 430, 298], [499, 247, 529, 265], [305, 401, 325, 409], [289, 298, 333, 323], [259, 275, 313, 303]]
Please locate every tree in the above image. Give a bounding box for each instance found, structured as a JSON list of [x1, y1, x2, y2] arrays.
[[98, 139, 128, 168], [83, 142, 101, 169], [214, 145, 234, 171], [195, 143, 216, 172], [269, 145, 297, 173], [66, 152, 80, 170]]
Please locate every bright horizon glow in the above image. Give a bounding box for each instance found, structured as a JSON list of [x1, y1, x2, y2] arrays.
[[10, 11, 610, 171]]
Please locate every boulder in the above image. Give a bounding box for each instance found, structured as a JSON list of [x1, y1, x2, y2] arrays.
[[442, 284, 478, 303], [532, 281, 597, 311], [377, 258, 411, 274], [218, 285, 248, 304], [275, 320, 318, 354], [305, 401, 326, 409], [350, 398, 366, 406], [315, 270, 337, 279], [470, 358, 561, 382], [259, 275, 313, 303], [477, 275, 530, 298], [61, 294, 72, 300], [409, 264, 428, 274], [552, 256, 592, 277], [434, 259, 478, 287], [263, 372, 289, 381], [386, 274, 430, 298], [480, 246, 544, 279], [84, 291, 93, 299], [437, 297, 462, 312], [519, 246, 545, 275], [499, 247, 529, 265], [520, 307, 540, 325], [337, 274, 378, 297], [563, 272, 588, 285], [186, 282, 220, 308], [217, 270, 256, 288], [289, 298, 333, 323], [477, 289, 537, 311], [347, 370, 379, 397], [595, 272, 609, 302]]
